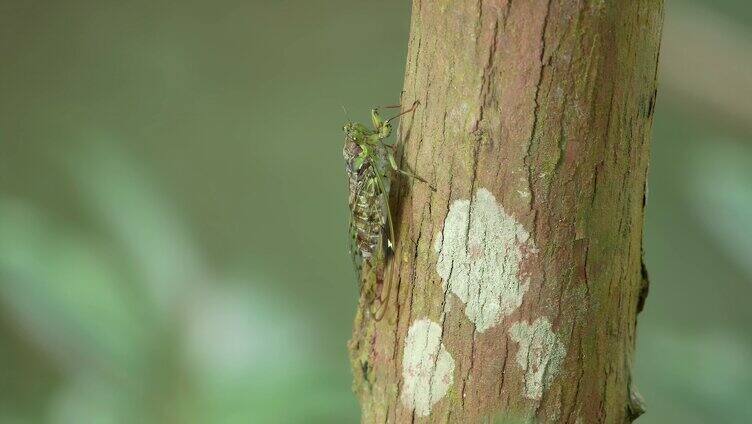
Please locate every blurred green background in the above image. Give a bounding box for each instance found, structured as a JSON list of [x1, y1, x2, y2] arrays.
[[0, 1, 750, 423]]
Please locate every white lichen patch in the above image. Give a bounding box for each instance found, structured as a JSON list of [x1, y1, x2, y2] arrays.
[[401, 318, 455, 417], [434, 188, 534, 332], [509, 317, 566, 400]]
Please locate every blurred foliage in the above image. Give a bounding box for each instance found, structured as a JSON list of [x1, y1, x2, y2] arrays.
[[0, 143, 355, 423], [0, 0, 750, 423]]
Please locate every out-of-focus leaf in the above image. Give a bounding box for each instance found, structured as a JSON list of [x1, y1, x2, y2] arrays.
[[67, 141, 205, 314], [689, 139, 752, 279], [0, 199, 151, 376], [181, 281, 351, 423], [182, 281, 309, 384], [196, 368, 358, 424], [636, 327, 752, 423], [48, 372, 145, 424], [0, 413, 26, 424]]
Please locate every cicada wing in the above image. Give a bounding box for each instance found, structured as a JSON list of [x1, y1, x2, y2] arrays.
[[346, 172, 367, 283], [347, 215, 364, 281], [369, 158, 396, 321], [371, 159, 396, 255]]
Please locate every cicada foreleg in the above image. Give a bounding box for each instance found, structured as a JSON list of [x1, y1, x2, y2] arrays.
[[386, 148, 436, 191], [371, 102, 415, 129], [384, 100, 420, 125]]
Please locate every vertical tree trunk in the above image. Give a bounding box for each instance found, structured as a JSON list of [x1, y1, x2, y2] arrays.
[[349, 1, 663, 423]]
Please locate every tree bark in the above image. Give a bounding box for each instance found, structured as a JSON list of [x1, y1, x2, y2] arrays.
[[349, 1, 663, 423]]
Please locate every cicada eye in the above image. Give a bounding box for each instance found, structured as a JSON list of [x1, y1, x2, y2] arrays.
[[343, 123, 355, 138]]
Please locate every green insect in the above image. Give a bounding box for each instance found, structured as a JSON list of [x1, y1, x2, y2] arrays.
[[342, 101, 433, 317]]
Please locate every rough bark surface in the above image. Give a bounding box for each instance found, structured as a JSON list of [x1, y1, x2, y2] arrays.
[[348, 1, 663, 423]]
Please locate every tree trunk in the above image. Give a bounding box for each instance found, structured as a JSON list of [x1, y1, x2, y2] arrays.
[[348, 1, 663, 423]]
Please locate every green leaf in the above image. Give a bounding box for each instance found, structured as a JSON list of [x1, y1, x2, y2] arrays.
[[0, 199, 151, 377], [688, 139, 752, 278], [66, 141, 205, 314]]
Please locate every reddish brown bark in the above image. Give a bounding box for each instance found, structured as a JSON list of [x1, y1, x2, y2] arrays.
[[349, 1, 663, 422]]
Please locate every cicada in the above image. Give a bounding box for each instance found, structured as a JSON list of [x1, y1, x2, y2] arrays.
[[342, 101, 433, 318]]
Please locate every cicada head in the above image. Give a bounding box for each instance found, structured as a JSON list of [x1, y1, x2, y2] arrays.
[[342, 122, 354, 136], [343, 122, 369, 144]]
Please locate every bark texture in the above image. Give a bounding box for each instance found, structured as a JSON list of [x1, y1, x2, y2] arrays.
[[349, 1, 663, 423]]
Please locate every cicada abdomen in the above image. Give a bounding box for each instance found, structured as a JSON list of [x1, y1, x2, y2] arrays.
[[343, 138, 390, 306], [344, 141, 387, 261]]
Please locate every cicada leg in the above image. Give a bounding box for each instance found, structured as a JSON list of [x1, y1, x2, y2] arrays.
[[369, 258, 395, 321], [353, 251, 383, 313], [366, 255, 392, 321], [371, 102, 414, 129], [385, 100, 420, 124], [386, 148, 436, 191]]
